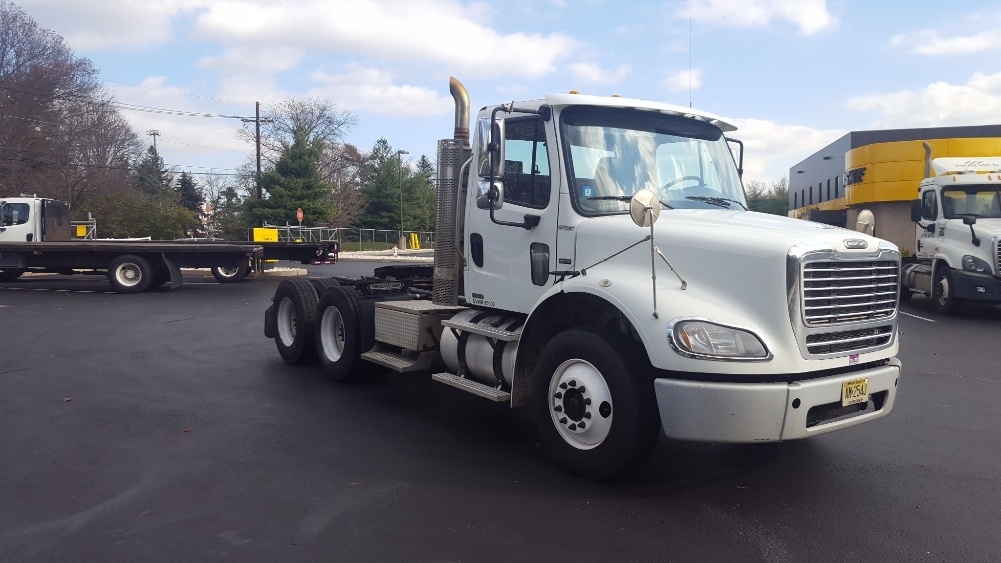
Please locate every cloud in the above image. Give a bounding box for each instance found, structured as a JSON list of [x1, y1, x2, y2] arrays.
[[568, 62, 631, 86], [677, 0, 838, 36], [847, 72, 1001, 127], [19, 0, 205, 49], [198, 47, 305, 75], [727, 118, 843, 183], [890, 29, 1001, 56], [661, 69, 703, 93], [306, 65, 452, 117], [193, 0, 580, 79]]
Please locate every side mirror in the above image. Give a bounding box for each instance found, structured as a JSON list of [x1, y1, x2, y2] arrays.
[[925, 223, 936, 233], [476, 118, 506, 210], [629, 189, 661, 227], [963, 215, 977, 226], [476, 179, 505, 210], [910, 199, 921, 223]]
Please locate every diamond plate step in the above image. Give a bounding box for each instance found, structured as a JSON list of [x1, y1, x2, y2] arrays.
[[432, 373, 511, 402], [361, 349, 434, 373], [440, 319, 521, 341]]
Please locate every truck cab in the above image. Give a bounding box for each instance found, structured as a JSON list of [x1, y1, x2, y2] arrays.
[[903, 157, 1001, 313], [0, 197, 71, 243]]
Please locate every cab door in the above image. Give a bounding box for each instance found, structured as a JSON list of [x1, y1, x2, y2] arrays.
[[0, 200, 37, 242], [915, 188, 938, 260], [463, 115, 561, 314]]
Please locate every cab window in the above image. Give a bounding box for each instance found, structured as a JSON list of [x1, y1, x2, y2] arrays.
[[1, 203, 30, 226], [920, 190, 937, 220], [502, 118, 551, 209]]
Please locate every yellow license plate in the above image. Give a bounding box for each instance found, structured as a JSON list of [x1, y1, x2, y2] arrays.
[[841, 378, 869, 407]]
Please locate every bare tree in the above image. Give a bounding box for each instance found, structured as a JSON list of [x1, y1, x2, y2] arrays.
[[0, 1, 141, 211], [238, 97, 357, 169], [319, 142, 369, 228]]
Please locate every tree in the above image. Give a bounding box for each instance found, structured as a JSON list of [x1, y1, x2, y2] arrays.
[[175, 172, 203, 213], [0, 1, 140, 208], [80, 190, 199, 240], [319, 142, 369, 228], [745, 177, 790, 216], [238, 97, 356, 170], [134, 146, 172, 196], [208, 186, 250, 240], [245, 127, 333, 226], [410, 154, 436, 231], [359, 138, 409, 231]]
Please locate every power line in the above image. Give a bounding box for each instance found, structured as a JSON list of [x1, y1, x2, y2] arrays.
[[0, 155, 244, 176], [115, 102, 251, 119], [159, 139, 251, 155], [102, 79, 253, 105]]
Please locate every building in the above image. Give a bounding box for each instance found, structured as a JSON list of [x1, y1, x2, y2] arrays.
[[788, 125, 1001, 254]]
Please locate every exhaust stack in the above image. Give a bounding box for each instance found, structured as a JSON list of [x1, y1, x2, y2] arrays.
[[450, 76, 470, 145], [923, 142, 933, 179], [433, 77, 472, 305]]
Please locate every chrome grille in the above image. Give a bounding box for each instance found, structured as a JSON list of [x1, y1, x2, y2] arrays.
[[995, 238, 1000, 276], [805, 326, 894, 355], [802, 261, 898, 325]]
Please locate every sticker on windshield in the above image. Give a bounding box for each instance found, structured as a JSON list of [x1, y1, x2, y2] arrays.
[[582, 185, 594, 198]]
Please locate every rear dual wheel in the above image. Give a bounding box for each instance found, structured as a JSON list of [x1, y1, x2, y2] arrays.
[[272, 279, 319, 364], [106, 255, 153, 293], [212, 263, 250, 283], [315, 285, 373, 382]]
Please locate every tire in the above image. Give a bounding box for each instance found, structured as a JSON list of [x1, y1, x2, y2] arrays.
[[532, 327, 661, 480], [934, 268, 960, 315], [308, 278, 340, 293], [272, 279, 320, 364], [0, 269, 25, 282], [212, 263, 249, 283], [106, 255, 154, 293], [315, 285, 370, 381]]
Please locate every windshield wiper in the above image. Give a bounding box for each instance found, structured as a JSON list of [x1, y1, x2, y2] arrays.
[[586, 195, 674, 209], [685, 196, 747, 210]]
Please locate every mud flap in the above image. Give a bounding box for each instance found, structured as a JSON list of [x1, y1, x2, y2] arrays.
[[161, 253, 183, 289], [264, 305, 275, 339]]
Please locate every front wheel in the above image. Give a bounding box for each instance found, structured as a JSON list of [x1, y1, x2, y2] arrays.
[[934, 268, 960, 315], [532, 327, 660, 480], [106, 255, 153, 293]]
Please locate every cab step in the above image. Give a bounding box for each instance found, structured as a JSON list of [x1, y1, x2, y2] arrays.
[[440, 318, 521, 341], [361, 348, 435, 373], [431, 372, 511, 402]]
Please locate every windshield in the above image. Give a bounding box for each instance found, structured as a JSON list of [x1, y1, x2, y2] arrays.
[[942, 185, 1001, 219], [561, 108, 746, 215]]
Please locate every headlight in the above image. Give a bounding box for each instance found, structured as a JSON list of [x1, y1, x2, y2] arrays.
[[670, 320, 770, 360], [961, 255, 992, 274]]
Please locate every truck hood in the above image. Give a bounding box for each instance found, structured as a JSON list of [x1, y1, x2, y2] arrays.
[[569, 209, 897, 373]]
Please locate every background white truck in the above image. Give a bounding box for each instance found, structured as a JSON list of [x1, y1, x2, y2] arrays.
[[264, 77, 903, 479], [900, 148, 1001, 314]]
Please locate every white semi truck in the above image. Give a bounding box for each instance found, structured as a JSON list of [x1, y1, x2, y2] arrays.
[[900, 147, 1001, 314], [264, 78, 902, 479]]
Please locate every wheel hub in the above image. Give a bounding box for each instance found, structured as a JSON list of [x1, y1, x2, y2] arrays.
[[548, 359, 614, 450]]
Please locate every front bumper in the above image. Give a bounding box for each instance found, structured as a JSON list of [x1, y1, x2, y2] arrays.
[[653, 359, 901, 442], [951, 269, 1001, 302]]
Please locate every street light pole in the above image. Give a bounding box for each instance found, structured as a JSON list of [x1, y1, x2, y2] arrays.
[[397, 149, 409, 248]]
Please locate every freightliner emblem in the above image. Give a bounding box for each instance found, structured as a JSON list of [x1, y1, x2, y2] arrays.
[[844, 239, 868, 249]]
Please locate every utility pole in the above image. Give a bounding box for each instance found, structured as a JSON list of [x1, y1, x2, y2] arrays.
[[397, 149, 408, 249], [241, 102, 273, 199], [146, 129, 160, 151]]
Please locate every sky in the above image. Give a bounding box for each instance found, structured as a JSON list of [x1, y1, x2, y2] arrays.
[[15, 0, 1001, 186]]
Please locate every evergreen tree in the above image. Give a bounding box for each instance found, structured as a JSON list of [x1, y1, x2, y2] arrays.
[[135, 146, 172, 196], [245, 127, 333, 226], [209, 186, 250, 240], [411, 155, 436, 231], [175, 172, 203, 214], [359, 138, 409, 231]]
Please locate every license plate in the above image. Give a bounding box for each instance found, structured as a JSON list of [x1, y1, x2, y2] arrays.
[[841, 378, 869, 407]]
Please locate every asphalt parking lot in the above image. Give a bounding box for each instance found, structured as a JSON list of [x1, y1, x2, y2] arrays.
[[1, 266, 999, 562]]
